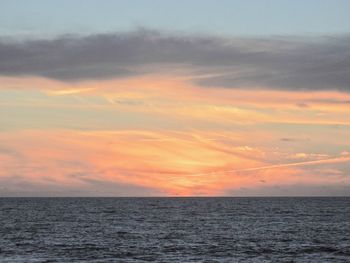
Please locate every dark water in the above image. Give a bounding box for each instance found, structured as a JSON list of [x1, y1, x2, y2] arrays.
[[0, 197, 349, 262]]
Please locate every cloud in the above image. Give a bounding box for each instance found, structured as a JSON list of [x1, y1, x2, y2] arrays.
[[227, 184, 350, 196], [190, 155, 350, 177], [280, 137, 310, 142], [0, 30, 349, 91], [1, 129, 349, 196], [0, 129, 276, 196], [0, 176, 163, 197]]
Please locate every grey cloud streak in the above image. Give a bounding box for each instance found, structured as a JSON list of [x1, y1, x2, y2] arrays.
[[0, 30, 349, 91]]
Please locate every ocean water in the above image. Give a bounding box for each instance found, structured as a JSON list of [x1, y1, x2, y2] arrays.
[[0, 197, 349, 262]]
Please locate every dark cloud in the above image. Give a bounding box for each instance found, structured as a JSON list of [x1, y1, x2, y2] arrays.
[[296, 102, 309, 108], [0, 146, 23, 160], [280, 137, 310, 142], [0, 175, 164, 197], [227, 184, 350, 196], [280, 138, 296, 142], [0, 30, 349, 91], [312, 98, 350, 104]]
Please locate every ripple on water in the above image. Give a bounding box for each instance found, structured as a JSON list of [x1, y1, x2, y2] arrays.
[[0, 197, 349, 262]]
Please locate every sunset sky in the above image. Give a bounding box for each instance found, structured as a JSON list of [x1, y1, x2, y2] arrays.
[[0, 0, 350, 196]]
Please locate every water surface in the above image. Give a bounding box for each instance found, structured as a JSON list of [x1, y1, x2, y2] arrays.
[[0, 197, 349, 262]]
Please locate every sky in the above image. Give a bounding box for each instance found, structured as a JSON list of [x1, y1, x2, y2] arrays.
[[0, 1, 349, 196]]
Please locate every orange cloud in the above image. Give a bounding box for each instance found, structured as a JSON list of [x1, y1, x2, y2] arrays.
[[1, 129, 349, 196], [2, 75, 350, 127], [1, 74, 350, 196]]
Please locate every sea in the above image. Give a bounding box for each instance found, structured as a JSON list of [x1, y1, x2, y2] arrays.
[[0, 197, 349, 262]]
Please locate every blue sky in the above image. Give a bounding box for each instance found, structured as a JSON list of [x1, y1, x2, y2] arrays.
[[1, 0, 350, 37]]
